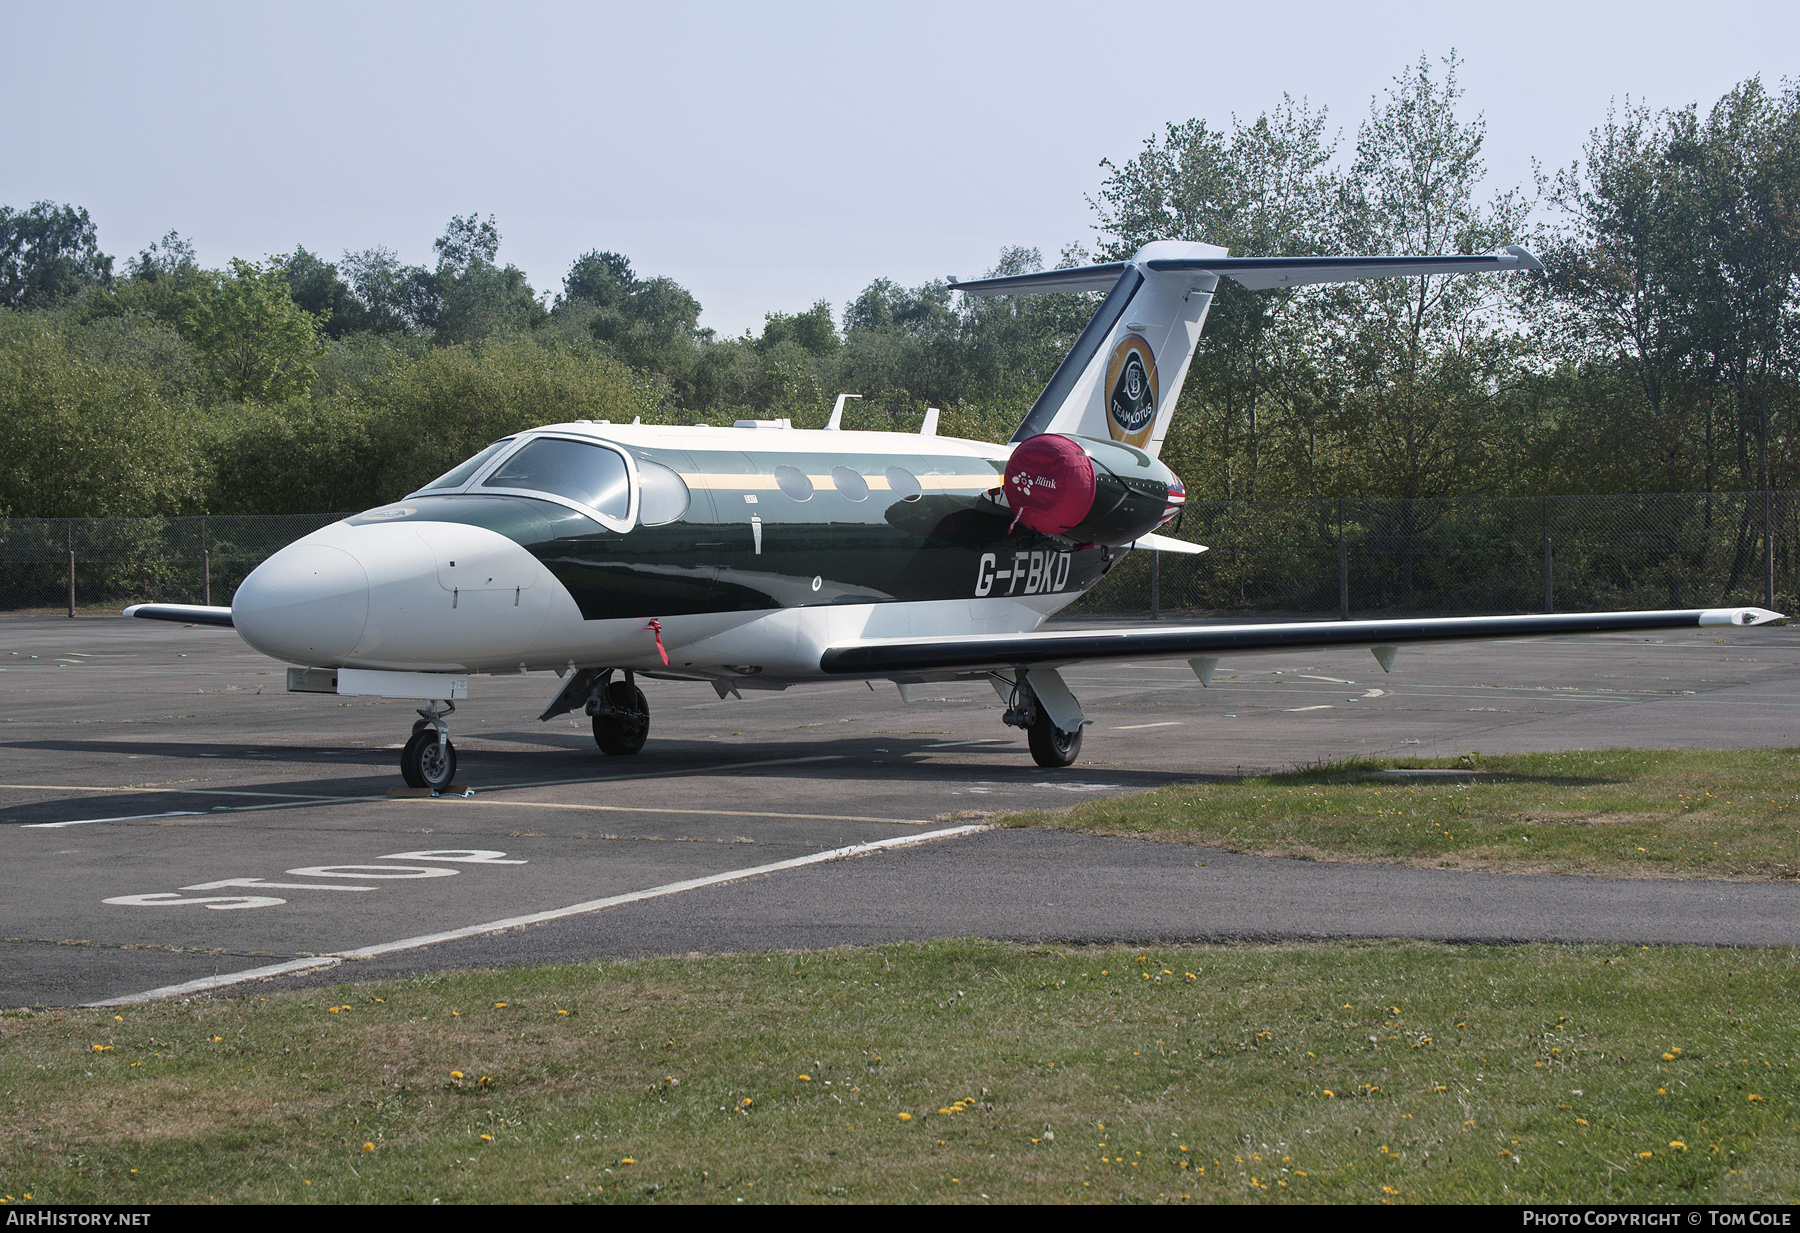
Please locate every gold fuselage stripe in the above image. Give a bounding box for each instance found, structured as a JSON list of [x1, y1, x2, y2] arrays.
[[677, 474, 998, 492]]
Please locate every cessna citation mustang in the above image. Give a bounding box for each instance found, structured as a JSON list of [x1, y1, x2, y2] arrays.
[[126, 241, 1783, 789]]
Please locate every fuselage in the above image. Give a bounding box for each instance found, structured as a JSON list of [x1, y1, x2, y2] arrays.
[[231, 422, 1142, 687]]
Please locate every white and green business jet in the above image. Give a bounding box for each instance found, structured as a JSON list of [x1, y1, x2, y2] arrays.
[[127, 241, 1782, 789]]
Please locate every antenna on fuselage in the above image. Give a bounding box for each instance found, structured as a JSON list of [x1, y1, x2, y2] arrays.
[[826, 393, 862, 431], [920, 407, 940, 437]]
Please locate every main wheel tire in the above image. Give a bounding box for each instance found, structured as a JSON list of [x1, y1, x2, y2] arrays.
[[399, 730, 429, 788], [592, 683, 649, 755], [1027, 712, 1082, 768], [401, 731, 458, 789]]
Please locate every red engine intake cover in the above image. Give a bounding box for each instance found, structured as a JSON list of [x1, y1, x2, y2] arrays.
[[1002, 434, 1097, 536]]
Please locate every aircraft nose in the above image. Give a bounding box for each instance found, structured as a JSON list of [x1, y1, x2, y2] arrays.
[[233, 542, 370, 664]]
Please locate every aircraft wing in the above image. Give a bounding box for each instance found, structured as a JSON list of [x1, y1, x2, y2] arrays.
[[820, 607, 1782, 678], [123, 603, 235, 627]]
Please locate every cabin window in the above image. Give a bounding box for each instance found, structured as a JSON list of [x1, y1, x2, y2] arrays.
[[831, 465, 869, 502], [483, 437, 631, 519], [637, 459, 691, 525], [419, 439, 513, 492], [774, 464, 815, 501], [885, 466, 923, 502]]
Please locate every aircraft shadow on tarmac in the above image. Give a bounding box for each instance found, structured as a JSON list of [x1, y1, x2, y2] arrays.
[[1, 734, 1214, 818]]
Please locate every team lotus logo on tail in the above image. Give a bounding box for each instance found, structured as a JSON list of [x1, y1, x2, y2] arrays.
[[1104, 335, 1159, 447]]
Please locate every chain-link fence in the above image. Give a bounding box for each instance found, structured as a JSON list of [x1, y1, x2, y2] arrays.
[[1, 493, 1794, 618], [0, 514, 350, 613], [1064, 492, 1800, 620]]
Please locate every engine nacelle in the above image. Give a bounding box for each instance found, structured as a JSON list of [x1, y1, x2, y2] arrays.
[[1000, 433, 1185, 546]]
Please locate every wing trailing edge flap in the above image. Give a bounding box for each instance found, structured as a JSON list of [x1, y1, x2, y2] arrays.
[[819, 608, 1785, 678]]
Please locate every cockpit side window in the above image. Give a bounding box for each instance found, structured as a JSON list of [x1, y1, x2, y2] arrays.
[[483, 437, 631, 519], [419, 439, 514, 492], [637, 459, 691, 526]]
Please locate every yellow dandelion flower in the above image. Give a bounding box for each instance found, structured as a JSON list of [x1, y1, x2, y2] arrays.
[[798, 1074, 811, 1081], [494, 1002, 507, 1009], [557, 1009, 568, 1015], [113, 1015, 122, 1021], [1322, 1090, 1335, 1098], [1662, 1052, 1675, 1061], [621, 1158, 635, 1165], [480, 1134, 492, 1142], [451, 1071, 464, 1079], [1748, 1094, 1764, 1102], [362, 1143, 374, 1152], [898, 1112, 912, 1121], [1639, 1151, 1653, 1159], [1577, 1119, 1589, 1126], [1670, 1141, 1686, 1150]]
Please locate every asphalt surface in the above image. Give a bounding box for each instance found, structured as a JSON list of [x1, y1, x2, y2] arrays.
[[3, 614, 1798, 1007]]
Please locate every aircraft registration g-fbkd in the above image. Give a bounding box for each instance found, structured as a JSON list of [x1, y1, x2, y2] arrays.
[[127, 241, 1784, 790]]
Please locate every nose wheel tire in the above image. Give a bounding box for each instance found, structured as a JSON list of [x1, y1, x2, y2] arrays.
[[593, 683, 649, 755], [1027, 712, 1082, 768], [400, 730, 458, 789]]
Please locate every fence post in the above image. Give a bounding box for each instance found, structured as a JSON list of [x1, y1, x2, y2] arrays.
[[66, 520, 75, 618], [1764, 491, 1775, 611], [202, 516, 211, 607], [1542, 496, 1553, 613], [1337, 498, 1349, 619], [1149, 551, 1160, 621]]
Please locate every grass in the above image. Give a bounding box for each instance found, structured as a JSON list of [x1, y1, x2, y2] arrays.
[[1008, 748, 1800, 879], [1, 939, 1796, 1204]]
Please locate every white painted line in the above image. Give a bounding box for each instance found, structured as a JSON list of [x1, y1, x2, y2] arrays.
[[85, 824, 989, 1007], [22, 811, 203, 829], [1298, 675, 1356, 684], [1113, 721, 1183, 730], [1284, 705, 1333, 712], [456, 799, 934, 826]]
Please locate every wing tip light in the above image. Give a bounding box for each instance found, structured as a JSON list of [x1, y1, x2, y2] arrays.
[[1698, 607, 1786, 627]]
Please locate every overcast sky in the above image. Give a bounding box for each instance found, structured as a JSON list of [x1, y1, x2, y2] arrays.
[[3, 0, 1794, 336]]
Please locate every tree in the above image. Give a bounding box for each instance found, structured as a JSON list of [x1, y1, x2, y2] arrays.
[[428, 214, 545, 344], [1094, 98, 1339, 497], [185, 257, 326, 402], [0, 202, 113, 307], [1328, 53, 1532, 501], [1529, 78, 1800, 495]]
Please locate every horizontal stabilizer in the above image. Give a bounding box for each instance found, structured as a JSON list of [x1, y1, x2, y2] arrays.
[[951, 247, 1542, 297], [123, 604, 234, 627], [1130, 533, 1207, 555], [821, 608, 1783, 677]]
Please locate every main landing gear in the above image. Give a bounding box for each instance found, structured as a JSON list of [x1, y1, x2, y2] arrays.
[[999, 671, 1084, 769], [400, 699, 458, 790], [536, 667, 650, 757]]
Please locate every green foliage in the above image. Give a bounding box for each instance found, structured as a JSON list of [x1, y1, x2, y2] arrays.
[[185, 256, 327, 402], [0, 202, 113, 308], [0, 319, 204, 516]]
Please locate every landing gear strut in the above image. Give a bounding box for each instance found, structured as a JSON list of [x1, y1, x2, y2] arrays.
[[1000, 672, 1083, 768], [400, 700, 458, 789], [536, 667, 651, 756]]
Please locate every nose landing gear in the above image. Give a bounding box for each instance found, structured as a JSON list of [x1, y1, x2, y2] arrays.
[[400, 699, 458, 789]]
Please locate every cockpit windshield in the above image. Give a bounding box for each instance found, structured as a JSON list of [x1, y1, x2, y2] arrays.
[[483, 437, 631, 519], [419, 439, 513, 492]]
